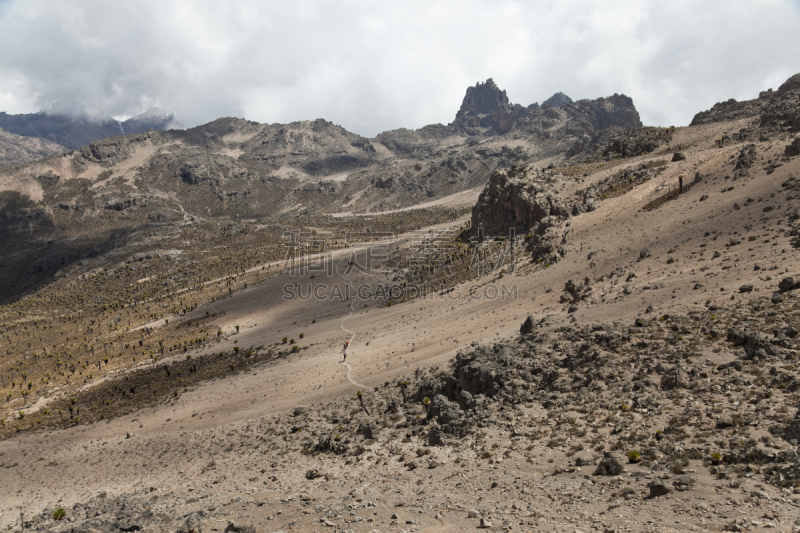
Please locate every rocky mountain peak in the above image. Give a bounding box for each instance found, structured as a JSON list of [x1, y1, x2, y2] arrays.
[[542, 92, 572, 108], [453, 78, 521, 134]]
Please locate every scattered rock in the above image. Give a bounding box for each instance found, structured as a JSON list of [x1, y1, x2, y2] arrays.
[[649, 477, 670, 497], [779, 276, 799, 292], [224, 522, 255, 533], [671, 152, 686, 162], [358, 421, 378, 440], [520, 315, 534, 335], [661, 366, 690, 390], [594, 452, 623, 476], [716, 415, 735, 429], [672, 476, 697, 491], [305, 469, 327, 480]]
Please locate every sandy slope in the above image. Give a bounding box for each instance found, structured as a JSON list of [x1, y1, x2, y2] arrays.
[[2, 122, 800, 529]]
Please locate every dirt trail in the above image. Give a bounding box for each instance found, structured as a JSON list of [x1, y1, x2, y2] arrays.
[[329, 186, 481, 217], [340, 311, 367, 389]]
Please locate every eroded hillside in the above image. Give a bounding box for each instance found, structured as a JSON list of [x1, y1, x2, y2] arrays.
[[0, 79, 641, 302]]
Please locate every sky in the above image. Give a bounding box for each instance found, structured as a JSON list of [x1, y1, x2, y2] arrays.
[[0, 0, 799, 137]]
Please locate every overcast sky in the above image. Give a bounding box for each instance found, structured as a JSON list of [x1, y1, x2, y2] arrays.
[[0, 0, 799, 137]]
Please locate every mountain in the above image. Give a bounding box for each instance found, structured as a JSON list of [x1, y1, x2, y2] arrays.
[[0, 127, 65, 167], [448, 78, 639, 137], [0, 78, 643, 301], [4, 70, 800, 533], [0, 108, 174, 151]]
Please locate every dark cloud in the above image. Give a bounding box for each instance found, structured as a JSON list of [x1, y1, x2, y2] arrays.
[[1, 0, 799, 137]]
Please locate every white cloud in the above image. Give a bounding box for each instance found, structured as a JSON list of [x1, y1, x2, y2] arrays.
[[0, 0, 798, 136]]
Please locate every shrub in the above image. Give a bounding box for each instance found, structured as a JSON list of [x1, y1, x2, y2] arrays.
[[52, 508, 66, 520], [627, 450, 641, 463]]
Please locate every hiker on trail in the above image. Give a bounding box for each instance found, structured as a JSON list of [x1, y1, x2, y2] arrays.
[[341, 339, 350, 362]]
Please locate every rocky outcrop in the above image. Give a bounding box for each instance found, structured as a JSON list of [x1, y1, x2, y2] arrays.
[[760, 82, 800, 132], [734, 144, 757, 178], [0, 127, 65, 167], [568, 94, 642, 131], [691, 72, 800, 130], [470, 165, 577, 263], [690, 98, 762, 126], [786, 137, 800, 157], [777, 73, 800, 96], [598, 126, 671, 159], [560, 97, 645, 158], [470, 165, 569, 237]]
